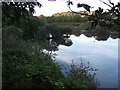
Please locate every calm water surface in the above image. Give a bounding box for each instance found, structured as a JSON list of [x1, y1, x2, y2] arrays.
[[54, 34, 118, 88]]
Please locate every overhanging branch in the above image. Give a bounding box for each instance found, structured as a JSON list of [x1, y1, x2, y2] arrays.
[[68, 5, 93, 16], [99, 0, 112, 8], [108, 0, 114, 6]]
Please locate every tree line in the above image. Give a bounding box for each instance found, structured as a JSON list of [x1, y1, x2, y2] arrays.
[[38, 11, 89, 23]]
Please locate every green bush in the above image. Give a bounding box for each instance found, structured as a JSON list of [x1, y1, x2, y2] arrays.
[[3, 48, 99, 89], [2, 25, 99, 89], [64, 61, 99, 88]]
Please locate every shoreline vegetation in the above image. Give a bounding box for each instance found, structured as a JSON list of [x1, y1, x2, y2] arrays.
[[3, 7, 119, 89], [3, 24, 99, 89]]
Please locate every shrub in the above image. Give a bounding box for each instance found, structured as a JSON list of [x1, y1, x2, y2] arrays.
[[2, 25, 99, 89], [64, 60, 99, 89]]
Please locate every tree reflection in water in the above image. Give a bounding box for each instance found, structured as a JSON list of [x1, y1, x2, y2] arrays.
[[40, 34, 73, 52], [36, 25, 119, 52]]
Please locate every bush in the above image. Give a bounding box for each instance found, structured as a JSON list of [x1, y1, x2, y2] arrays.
[[3, 46, 64, 89], [2, 25, 99, 89], [64, 61, 99, 89], [3, 48, 99, 89]]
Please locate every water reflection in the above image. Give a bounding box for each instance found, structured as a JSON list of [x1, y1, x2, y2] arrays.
[[38, 28, 119, 88], [81, 28, 119, 41], [39, 27, 119, 52], [55, 35, 118, 88], [39, 34, 73, 51]]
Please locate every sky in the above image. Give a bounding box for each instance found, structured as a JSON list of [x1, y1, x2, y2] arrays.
[[33, 0, 120, 16]]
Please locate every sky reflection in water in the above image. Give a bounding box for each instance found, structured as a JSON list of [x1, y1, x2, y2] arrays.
[[55, 34, 118, 88]]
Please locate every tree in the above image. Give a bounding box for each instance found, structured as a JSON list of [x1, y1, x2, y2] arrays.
[[2, 1, 42, 26], [67, 0, 120, 28], [2, 0, 120, 28]]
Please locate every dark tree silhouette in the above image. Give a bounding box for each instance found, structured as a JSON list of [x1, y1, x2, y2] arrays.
[[67, 0, 120, 28], [77, 3, 91, 12], [2, 1, 42, 25], [2, 0, 120, 28]]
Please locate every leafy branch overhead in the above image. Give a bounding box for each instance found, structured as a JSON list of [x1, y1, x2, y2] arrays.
[[67, 1, 73, 5], [67, 0, 91, 13], [77, 3, 91, 12], [2, 1, 42, 25], [67, 0, 120, 27], [2, 0, 120, 27]]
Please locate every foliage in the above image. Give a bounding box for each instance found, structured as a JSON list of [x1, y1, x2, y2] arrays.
[[58, 27, 72, 35], [2, 25, 99, 89], [67, 0, 120, 28], [22, 16, 44, 40], [64, 61, 99, 88], [2, 1, 42, 26], [77, 3, 91, 12], [47, 11, 88, 23], [37, 11, 88, 24], [2, 1, 103, 89], [34, 23, 74, 41], [2, 26, 63, 89], [3, 48, 64, 89]]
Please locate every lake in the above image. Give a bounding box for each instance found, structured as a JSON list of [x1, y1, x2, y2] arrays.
[[42, 28, 119, 88]]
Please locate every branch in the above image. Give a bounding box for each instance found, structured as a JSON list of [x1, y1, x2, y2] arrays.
[[108, 0, 114, 6], [68, 5, 93, 16], [99, 0, 112, 8]]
